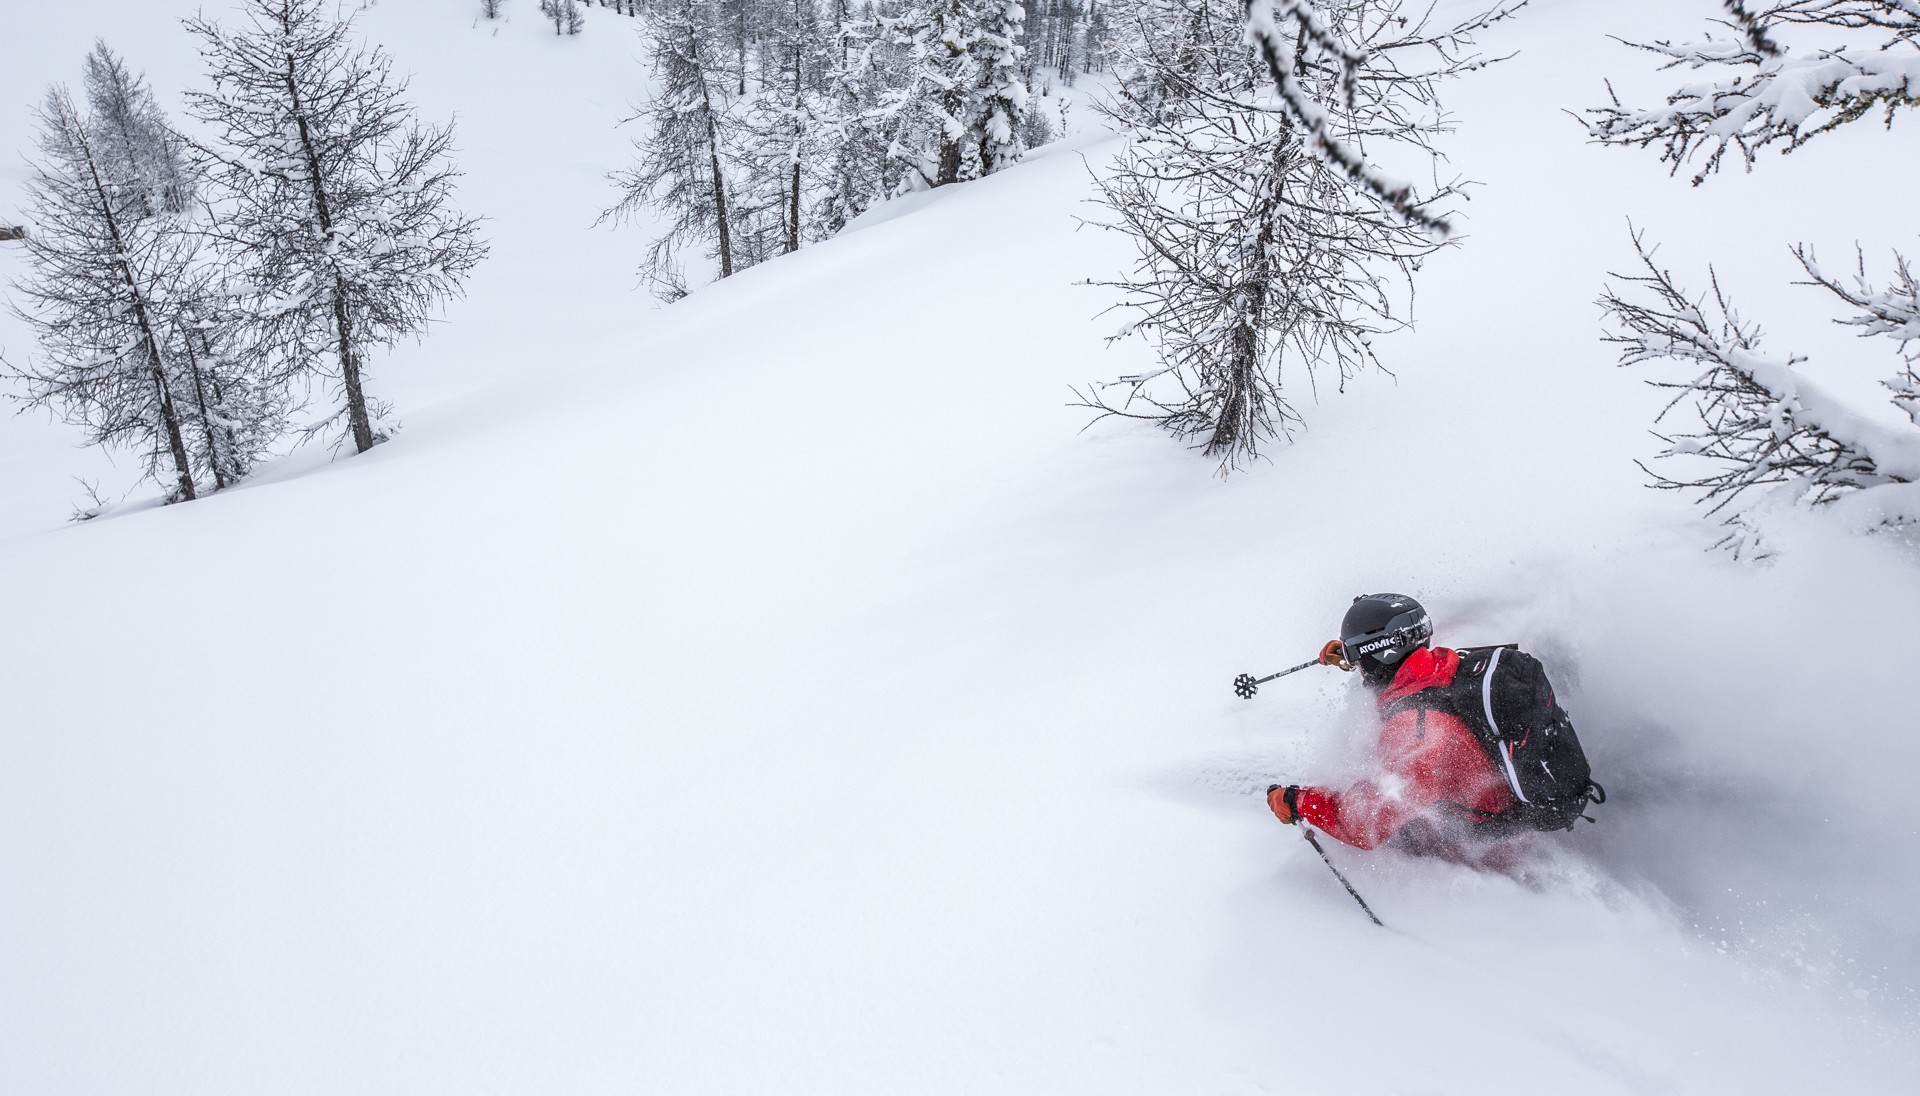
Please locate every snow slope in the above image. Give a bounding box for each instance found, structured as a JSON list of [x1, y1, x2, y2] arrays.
[[3, 2, 1918, 1093]]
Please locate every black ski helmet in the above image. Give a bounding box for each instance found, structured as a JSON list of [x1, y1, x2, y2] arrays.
[[1340, 593, 1432, 677]]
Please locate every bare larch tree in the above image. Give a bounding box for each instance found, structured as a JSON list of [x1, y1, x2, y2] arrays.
[[7, 45, 286, 505], [185, 0, 486, 455], [604, 0, 745, 298], [541, 0, 587, 34], [5, 86, 203, 502], [80, 41, 287, 493], [1080, 0, 1522, 473]]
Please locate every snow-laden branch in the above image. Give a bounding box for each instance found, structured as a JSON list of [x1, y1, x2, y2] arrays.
[[1797, 243, 1920, 425], [1241, 0, 1525, 237], [1584, 1, 1920, 183], [1601, 229, 1920, 541], [1796, 244, 1920, 354]]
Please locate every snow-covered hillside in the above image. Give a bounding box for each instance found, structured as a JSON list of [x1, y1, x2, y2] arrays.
[[3, 2, 1916, 1093]]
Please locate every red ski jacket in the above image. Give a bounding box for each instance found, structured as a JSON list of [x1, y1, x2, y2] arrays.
[[1294, 647, 1514, 850]]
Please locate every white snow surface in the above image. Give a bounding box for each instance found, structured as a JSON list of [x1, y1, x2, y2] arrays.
[[3, 2, 1918, 1093]]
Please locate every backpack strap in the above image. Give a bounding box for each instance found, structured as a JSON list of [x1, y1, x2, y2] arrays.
[[1454, 644, 1536, 806], [1478, 648, 1534, 805]]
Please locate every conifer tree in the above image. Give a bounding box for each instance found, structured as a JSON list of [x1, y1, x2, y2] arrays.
[[719, 0, 763, 95], [184, 0, 486, 455], [867, 0, 1032, 188], [886, 0, 985, 186], [972, 0, 1030, 174]]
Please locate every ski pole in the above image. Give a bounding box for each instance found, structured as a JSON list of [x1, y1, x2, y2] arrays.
[[1300, 827, 1383, 928], [1232, 657, 1321, 699]]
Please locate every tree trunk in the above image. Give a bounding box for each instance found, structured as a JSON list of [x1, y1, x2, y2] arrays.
[[736, 0, 749, 96], [148, 360, 199, 500], [283, 35, 377, 453], [1204, 133, 1295, 461], [932, 0, 969, 187], [180, 332, 232, 489], [787, 158, 802, 253], [1206, 319, 1259, 459], [1206, 178, 1277, 460], [200, 330, 246, 484], [936, 138, 964, 185], [786, 36, 803, 254], [936, 84, 967, 186], [709, 138, 735, 277], [124, 284, 196, 499], [693, 30, 736, 278], [1083, 0, 1097, 73], [333, 285, 376, 453], [75, 124, 197, 500]]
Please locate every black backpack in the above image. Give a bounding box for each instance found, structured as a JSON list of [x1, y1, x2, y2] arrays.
[[1385, 645, 1605, 833]]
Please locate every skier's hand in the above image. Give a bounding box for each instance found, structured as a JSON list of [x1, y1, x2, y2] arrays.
[[1318, 640, 1351, 670], [1267, 784, 1302, 825]]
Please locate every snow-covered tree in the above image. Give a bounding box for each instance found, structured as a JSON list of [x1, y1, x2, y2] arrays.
[[483, 0, 506, 18], [169, 278, 290, 492], [542, 0, 587, 34], [972, 0, 1030, 174], [89, 42, 287, 492], [82, 42, 198, 220], [1079, 0, 1519, 472], [719, 0, 765, 96], [734, 0, 829, 258], [881, 0, 987, 186], [7, 46, 288, 504], [1025, 0, 1093, 85], [6, 87, 208, 501], [606, 0, 1036, 294], [605, 0, 746, 296], [870, 0, 1032, 187], [815, 7, 899, 233], [184, 0, 487, 455], [1600, 233, 1920, 550], [1584, 0, 1919, 185]]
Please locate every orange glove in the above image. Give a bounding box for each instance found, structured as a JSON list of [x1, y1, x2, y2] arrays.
[[1318, 640, 1351, 670], [1267, 784, 1302, 825]]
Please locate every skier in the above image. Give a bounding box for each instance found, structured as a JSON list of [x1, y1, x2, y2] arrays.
[[1265, 593, 1599, 856]]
